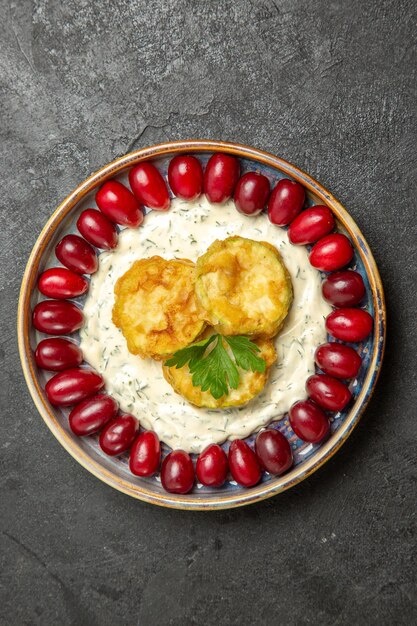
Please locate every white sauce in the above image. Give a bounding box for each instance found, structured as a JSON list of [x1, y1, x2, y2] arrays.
[[80, 197, 331, 453]]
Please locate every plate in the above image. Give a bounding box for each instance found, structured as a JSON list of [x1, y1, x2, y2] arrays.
[[18, 140, 386, 510]]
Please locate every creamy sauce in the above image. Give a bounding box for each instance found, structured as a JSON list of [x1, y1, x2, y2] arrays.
[[80, 197, 331, 453]]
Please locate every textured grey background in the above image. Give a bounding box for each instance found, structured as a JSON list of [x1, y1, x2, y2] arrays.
[[1, 0, 416, 624]]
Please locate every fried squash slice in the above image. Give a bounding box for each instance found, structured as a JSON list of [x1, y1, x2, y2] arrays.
[[195, 236, 293, 338], [112, 256, 206, 360], [163, 334, 277, 408]]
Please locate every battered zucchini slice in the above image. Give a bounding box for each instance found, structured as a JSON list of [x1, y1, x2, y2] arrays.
[[195, 236, 293, 338], [112, 256, 206, 360], [162, 334, 277, 408]]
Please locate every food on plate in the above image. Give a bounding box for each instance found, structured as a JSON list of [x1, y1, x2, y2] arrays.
[[315, 342, 362, 379], [33, 300, 84, 335], [112, 256, 206, 359], [196, 444, 228, 487], [306, 374, 351, 411], [234, 172, 270, 215], [55, 234, 98, 274], [69, 394, 118, 436], [309, 233, 354, 271], [195, 236, 293, 338], [38, 267, 88, 299], [129, 162, 170, 211], [228, 439, 261, 487], [203, 153, 240, 203], [288, 206, 335, 244], [326, 308, 373, 342], [45, 367, 104, 406], [96, 180, 143, 227], [255, 429, 293, 475], [77, 209, 118, 249], [268, 178, 305, 226], [161, 450, 195, 494], [35, 338, 83, 371], [289, 400, 330, 443], [163, 332, 276, 408], [322, 270, 366, 307], [99, 414, 138, 455], [129, 431, 161, 477], [168, 155, 203, 200]]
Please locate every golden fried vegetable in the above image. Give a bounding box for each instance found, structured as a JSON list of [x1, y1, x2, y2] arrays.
[[195, 236, 293, 338], [112, 256, 206, 359], [163, 333, 277, 408]]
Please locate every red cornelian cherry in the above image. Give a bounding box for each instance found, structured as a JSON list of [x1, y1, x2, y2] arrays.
[[129, 162, 170, 210], [161, 450, 195, 494], [255, 429, 293, 475], [228, 440, 261, 487], [326, 308, 373, 342], [322, 270, 366, 307], [234, 172, 270, 215], [38, 268, 88, 299], [96, 180, 143, 227], [204, 153, 240, 203], [99, 414, 138, 456], [289, 400, 330, 443], [268, 178, 305, 226], [77, 209, 118, 250], [32, 300, 83, 335], [315, 342, 362, 379], [129, 431, 161, 477], [35, 338, 83, 371], [306, 374, 351, 411], [310, 234, 354, 271], [55, 234, 98, 275], [288, 206, 335, 244], [45, 368, 104, 407], [168, 155, 203, 200], [69, 394, 118, 436], [196, 444, 228, 487]]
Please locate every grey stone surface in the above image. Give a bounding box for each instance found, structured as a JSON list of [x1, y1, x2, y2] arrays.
[[1, 0, 416, 624]]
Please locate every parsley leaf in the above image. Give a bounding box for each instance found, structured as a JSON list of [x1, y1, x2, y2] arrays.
[[164, 333, 267, 399], [224, 335, 266, 373], [165, 334, 216, 369]]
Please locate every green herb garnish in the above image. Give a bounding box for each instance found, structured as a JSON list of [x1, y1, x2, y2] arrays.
[[165, 334, 266, 399]]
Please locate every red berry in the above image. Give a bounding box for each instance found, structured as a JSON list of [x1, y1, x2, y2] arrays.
[[315, 342, 362, 379], [289, 400, 330, 443], [234, 172, 270, 215], [38, 268, 88, 299], [77, 209, 118, 250], [168, 155, 203, 200], [228, 440, 261, 487], [129, 162, 170, 210], [204, 153, 240, 203], [96, 180, 143, 227], [45, 368, 104, 407], [268, 178, 305, 226], [326, 308, 373, 342], [310, 234, 354, 271], [306, 374, 351, 411], [322, 271, 366, 307], [55, 234, 98, 274], [288, 206, 335, 244], [255, 429, 293, 475], [196, 444, 228, 487], [161, 450, 195, 494], [32, 300, 83, 335], [35, 338, 83, 371], [99, 414, 138, 456], [129, 431, 161, 477], [69, 394, 118, 436]]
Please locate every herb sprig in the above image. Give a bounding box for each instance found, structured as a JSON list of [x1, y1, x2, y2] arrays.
[[165, 334, 266, 399]]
